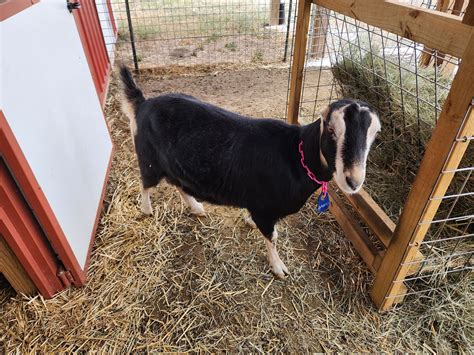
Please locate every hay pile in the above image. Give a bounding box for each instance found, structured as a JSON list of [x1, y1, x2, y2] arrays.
[[0, 68, 472, 352]]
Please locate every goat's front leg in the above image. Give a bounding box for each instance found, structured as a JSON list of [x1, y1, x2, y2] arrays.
[[176, 187, 206, 216], [243, 210, 257, 228], [264, 228, 289, 279], [141, 187, 153, 215]]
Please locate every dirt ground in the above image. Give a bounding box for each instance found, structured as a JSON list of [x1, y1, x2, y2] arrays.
[[0, 66, 471, 352]]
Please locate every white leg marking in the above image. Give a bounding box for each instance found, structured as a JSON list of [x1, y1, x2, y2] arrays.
[[264, 229, 289, 279], [177, 187, 205, 216], [243, 211, 257, 228], [141, 187, 152, 215], [121, 97, 138, 148]]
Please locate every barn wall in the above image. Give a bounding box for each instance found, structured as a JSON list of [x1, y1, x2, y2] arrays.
[[0, 0, 113, 269]]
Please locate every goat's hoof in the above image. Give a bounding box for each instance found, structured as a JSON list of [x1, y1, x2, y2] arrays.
[[141, 205, 153, 216], [244, 215, 257, 229], [190, 203, 206, 217], [270, 260, 289, 279]]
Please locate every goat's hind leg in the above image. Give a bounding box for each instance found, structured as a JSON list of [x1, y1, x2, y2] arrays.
[[141, 187, 153, 215], [138, 161, 163, 216], [243, 210, 257, 228], [177, 187, 205, 216], [252, 215, 289, 279]]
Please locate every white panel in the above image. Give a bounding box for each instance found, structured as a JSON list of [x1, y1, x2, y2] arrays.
[[1, 0, 113, 269]]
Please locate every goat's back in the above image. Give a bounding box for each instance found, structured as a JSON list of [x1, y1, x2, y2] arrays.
[[134, 93, 306, 215]]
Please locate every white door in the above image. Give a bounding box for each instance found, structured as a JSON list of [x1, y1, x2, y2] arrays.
[[0, 0, 113, 270]]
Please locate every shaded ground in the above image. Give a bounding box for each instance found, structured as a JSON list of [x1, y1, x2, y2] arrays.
[[0, 67, 471, 352]]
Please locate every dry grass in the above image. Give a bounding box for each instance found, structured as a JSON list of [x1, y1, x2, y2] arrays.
[[0, 68, 472, 352]]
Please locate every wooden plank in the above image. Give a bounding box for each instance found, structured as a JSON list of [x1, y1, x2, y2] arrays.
[[393, 282, 408, 304], [329, 190, 382, 273], [287, 0, 312, 125], [371, 30, 474, 311], [310, 7, 329, 59], [345, 188, 395, 247], [451, 0, 466, 17], [405, 250, 425, 276], [0, 237, 37, 295], [345, 188, 425, 275], [463, 0, 474, 25], [418, 0, 454, 67], [270, 0, 281, 25], [312, 0, 472, 58]]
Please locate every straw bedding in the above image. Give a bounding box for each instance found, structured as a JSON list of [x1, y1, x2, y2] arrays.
[[0, 66, 471, 352]]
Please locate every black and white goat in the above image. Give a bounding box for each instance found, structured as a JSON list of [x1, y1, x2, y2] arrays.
[[120, 65, 381, 279]]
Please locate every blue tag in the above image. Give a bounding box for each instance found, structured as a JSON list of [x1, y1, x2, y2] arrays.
[[317, 192, 330, 213]]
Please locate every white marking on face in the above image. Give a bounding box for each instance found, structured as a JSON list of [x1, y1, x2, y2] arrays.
[[330, 106, 350, 193], [177, 187, 205, 216], [319, 115, 328, 168], [331, 105, 381, 194], [264, 229, 288, 279]]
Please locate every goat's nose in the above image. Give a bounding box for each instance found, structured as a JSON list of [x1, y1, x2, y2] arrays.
[[346, 177, 359, 191]]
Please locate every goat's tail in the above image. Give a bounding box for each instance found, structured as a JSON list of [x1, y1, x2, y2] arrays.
[[119, 65, 145, 138], [119, 65, 145, 109]]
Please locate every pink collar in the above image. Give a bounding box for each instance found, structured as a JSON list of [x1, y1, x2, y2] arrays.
[[298, 140, 328, 196]]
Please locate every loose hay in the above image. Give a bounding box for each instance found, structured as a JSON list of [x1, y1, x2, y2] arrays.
[[0, 67, 472, 352]]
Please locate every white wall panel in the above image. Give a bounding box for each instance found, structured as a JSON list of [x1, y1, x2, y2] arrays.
[[1, 0, 113, 269]]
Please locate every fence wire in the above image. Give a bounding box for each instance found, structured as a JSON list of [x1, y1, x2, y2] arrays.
[[96, 0, 298, 70]]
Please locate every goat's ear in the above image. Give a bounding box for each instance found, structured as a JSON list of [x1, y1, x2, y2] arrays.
[[321, 106, 330, 121]]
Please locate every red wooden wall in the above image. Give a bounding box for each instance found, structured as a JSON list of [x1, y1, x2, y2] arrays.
[[73, 0, 111, 106]]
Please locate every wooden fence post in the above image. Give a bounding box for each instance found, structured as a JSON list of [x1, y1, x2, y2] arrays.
[[310, 7, 329, 59], [287, 0, 312, 125], [270, 0, 281, 25]]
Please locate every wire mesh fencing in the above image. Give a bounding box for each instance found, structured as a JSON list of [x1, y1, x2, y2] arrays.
[[289, 0, 472, 304], [96, 0, 298, 71]]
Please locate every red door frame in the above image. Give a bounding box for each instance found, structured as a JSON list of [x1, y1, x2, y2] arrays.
[[73, 0, 111, 106], [0, 0, 40, 21], [0, 160, 64, 298]]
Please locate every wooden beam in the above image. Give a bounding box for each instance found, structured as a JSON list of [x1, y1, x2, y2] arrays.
[[371, 30, 474, 311], [345, 188, 395, 247], [312, 0, 472, 58], [287, 0, 312, 125], [0, 237, 37, 295], [419, 0, 456, 67], [463, 0, 474, 25], [310, 7, 329, 59], [344, 189, 424, 276], [270, 0, 281, 26], [329, 190, 382, 273]]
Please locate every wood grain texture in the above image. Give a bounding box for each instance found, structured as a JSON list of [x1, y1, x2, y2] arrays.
[[345, 188, 395, 247], [463, 0, 474, 25], [0, 237, 37, 295], [313, 0, 472, 58], [329, 190, 382, 273], [270, 0, 281, 25], [287, 0, 312, 125]]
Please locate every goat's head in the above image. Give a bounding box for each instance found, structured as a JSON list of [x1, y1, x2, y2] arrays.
[[319, 99, 381, 194]]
